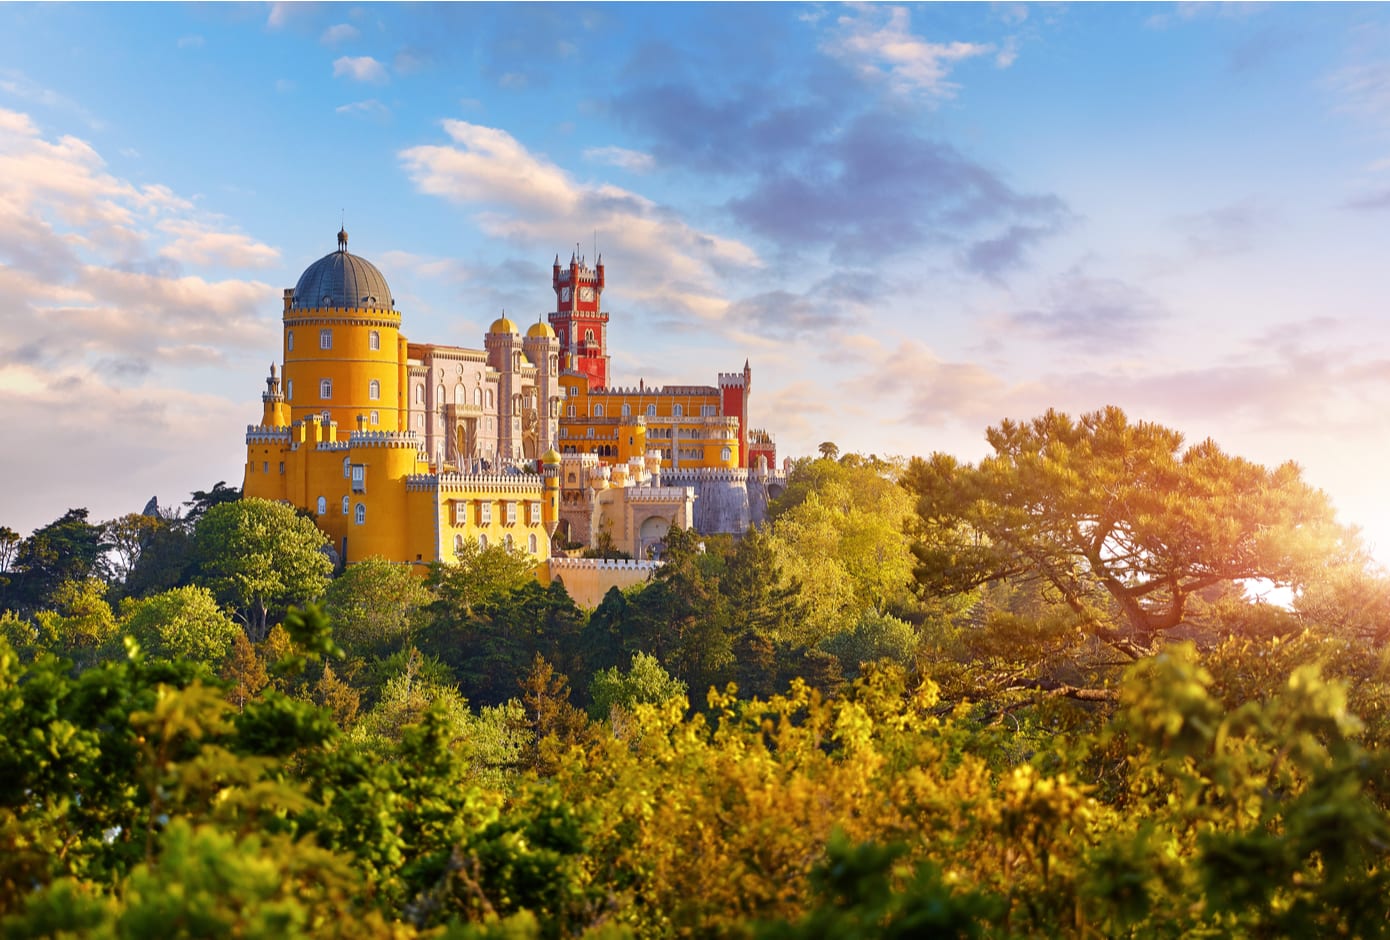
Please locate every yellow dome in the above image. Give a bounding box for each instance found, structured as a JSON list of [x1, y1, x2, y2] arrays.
[[541, 447, 562, 465], [489, 316, 519, 334], [527, 320, 556, 339]]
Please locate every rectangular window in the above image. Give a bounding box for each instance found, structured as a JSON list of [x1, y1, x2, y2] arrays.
[[567, 405, 575, 417], [370, 410, 379, 425], [528, 501, 540, 525], [506, 502, 517, 526], [368, 330, 380, 351], [479, 501, 492, 524], [453, 501, 467, 525], [702, 405, 716, 416], [287, 331, 294, 351], [279, 461, 285, 475], [287, 380, 294, 400], [351, 464, 365, 493], [320, 329, 332, 350], [320, 379, 332, 399]]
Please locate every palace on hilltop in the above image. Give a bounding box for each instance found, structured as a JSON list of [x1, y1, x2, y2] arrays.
[[241, 231, 781, 603]]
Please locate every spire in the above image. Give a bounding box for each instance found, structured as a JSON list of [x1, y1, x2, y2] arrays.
[[337, 226, 348, 252]]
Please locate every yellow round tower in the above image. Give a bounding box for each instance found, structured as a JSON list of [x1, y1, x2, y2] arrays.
[[282, 229, 404, 433]]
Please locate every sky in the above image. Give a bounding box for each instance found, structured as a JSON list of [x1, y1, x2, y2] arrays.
[[1, 2, 1389, 559]]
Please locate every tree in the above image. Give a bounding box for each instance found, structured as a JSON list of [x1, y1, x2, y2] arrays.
[[588, 651, 688, 721], [425, 540, 536, 620], [323, 556, 432, 659], [119, 586, 240, 666], [101, 513, 161, 587], [31, 577, 119, 668], [905, 407, 1344, 660], [183, 481, 241, 527], [3, 509, 107, 613], [192, 499, 332, 641], [818, 441, 840, 461]]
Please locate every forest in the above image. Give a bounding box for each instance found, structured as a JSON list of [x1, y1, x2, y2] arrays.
[[2, 406, 1389, 937]]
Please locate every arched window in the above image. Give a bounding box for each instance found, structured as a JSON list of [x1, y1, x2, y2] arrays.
[[567, 405, 575, 417], [505, 534, 514, 551], [369, 380, 380, 400], [287, 380, 294, 401], [368, 330, 380, 351], [646, 404, 656, 417], [354, 503, 365, 525], [455, 384, 465, 405], [722, 447, 732, 462], [343, 457, 351, 478], [621, 403, 630, 417], [512, 351, 521, 372], [454, 534, 464, 555], [594, 405, 604, 417], [478, 533, 488, 549], [319, 329, 332, 350], [342, 496, 350, 514], [474, 387, 482, 407], [585, 329, 595, 342], [316, 496, 327, 516], [320, 378, 332, 399], [415, 413, 424, 428], [437, 384, 445, 404], [415, 385, 424, 404], [673, 404, 683, 417], [486, 389, 494, 409], [370, 410, 379, 425], [549, 355, 557, 374], [528, 533, 537, 554], [287, 331, 294, 351]]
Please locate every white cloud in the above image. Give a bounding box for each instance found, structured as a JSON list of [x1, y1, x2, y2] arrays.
[[399, 121, 760, 331], [321, 23, 360, 45], [336, 99, 391, 120], [333, 56, 389, 84], [583, 146, 655, 172], [822, 5, 995, 101], [157, 219, 281, 268]]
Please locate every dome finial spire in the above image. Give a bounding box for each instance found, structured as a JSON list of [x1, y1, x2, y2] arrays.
[[337, 217, 348, 252]]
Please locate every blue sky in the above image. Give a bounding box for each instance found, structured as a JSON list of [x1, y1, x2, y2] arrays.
[[3, 2, 1390, 561]]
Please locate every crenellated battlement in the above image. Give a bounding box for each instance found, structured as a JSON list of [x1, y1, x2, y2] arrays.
[[349, 430, 425, 450], [718, 372, 746, 388], [619, 486, 696, 503], [549, 557, 661, 573], [245, 425, 291, 443], [406, 472, 546, 494], [664, 467, 750, 485]]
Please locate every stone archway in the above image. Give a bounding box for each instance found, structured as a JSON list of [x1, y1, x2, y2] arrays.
[[638, 514, 672, 559]]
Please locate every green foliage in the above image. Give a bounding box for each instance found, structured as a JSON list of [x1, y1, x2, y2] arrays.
[[119, 585, 240, 666], [193, 498, 332, 641], [588, 652, 688, 720], [325, 556, 433, 659], [2, 508, 107, 613], [820, 609, 918, 681]]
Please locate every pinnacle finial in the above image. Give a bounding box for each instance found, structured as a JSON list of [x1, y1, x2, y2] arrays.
[[337, 226, 348, 251]]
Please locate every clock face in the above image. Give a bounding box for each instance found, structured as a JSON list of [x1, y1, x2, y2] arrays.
[[579, 286, 595, 302], [559, 286, 571, 302]]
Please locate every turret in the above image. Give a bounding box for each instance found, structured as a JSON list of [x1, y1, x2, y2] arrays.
[[261, 363, 290, 427]]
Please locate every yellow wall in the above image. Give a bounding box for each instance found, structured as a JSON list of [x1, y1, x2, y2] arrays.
[[283, 311, 403, 433], [556, 375, 739, 469]]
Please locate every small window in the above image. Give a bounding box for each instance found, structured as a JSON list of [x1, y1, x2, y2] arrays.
[[320, 379, 332, 400], [287, 331, 294, 351], [528, 502, 540, 525], [369, 380, 380, 400], [287, 379, 294, 401], [479, 501, 492, 524], [528, 533, 537, 554], [368, 330, 380, 351], [415, 385, 424, 404], [586, 427, 594, 438], [722, 447, 732, 462], [478, 533, 488, 549], [454, 534, 464, 554], [355, 503, 365, 525], [370, 410, 379, 425], [506, 502, 517, 526], [646, 404, 656, 417], [262, 461, 268, 474], [594, 405, 604, 417], [320, 329, 332, 350], [703, 405, 716, 417], [486, 389, 494, 409], [343, 457, 351, 478], [322, 411, 330, 422], [567, 405, 575, 417], [585, 329, 595, 342], [622, 404, 631, 417], [316, 496, 327, 515], [342, 496, 350, 514], [673, 404, 683, 417], [279, 461, 285, 475], [505, 534, 514, 551], [415, 413, 423, 428], [437, 384, 445, 404], [474, 388, 482, 407]]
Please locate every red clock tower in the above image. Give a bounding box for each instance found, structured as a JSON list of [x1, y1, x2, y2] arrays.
[[549, 251, 610, 389]]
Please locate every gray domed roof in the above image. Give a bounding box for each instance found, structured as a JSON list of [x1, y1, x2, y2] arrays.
[[291, 229, 394, 311]]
